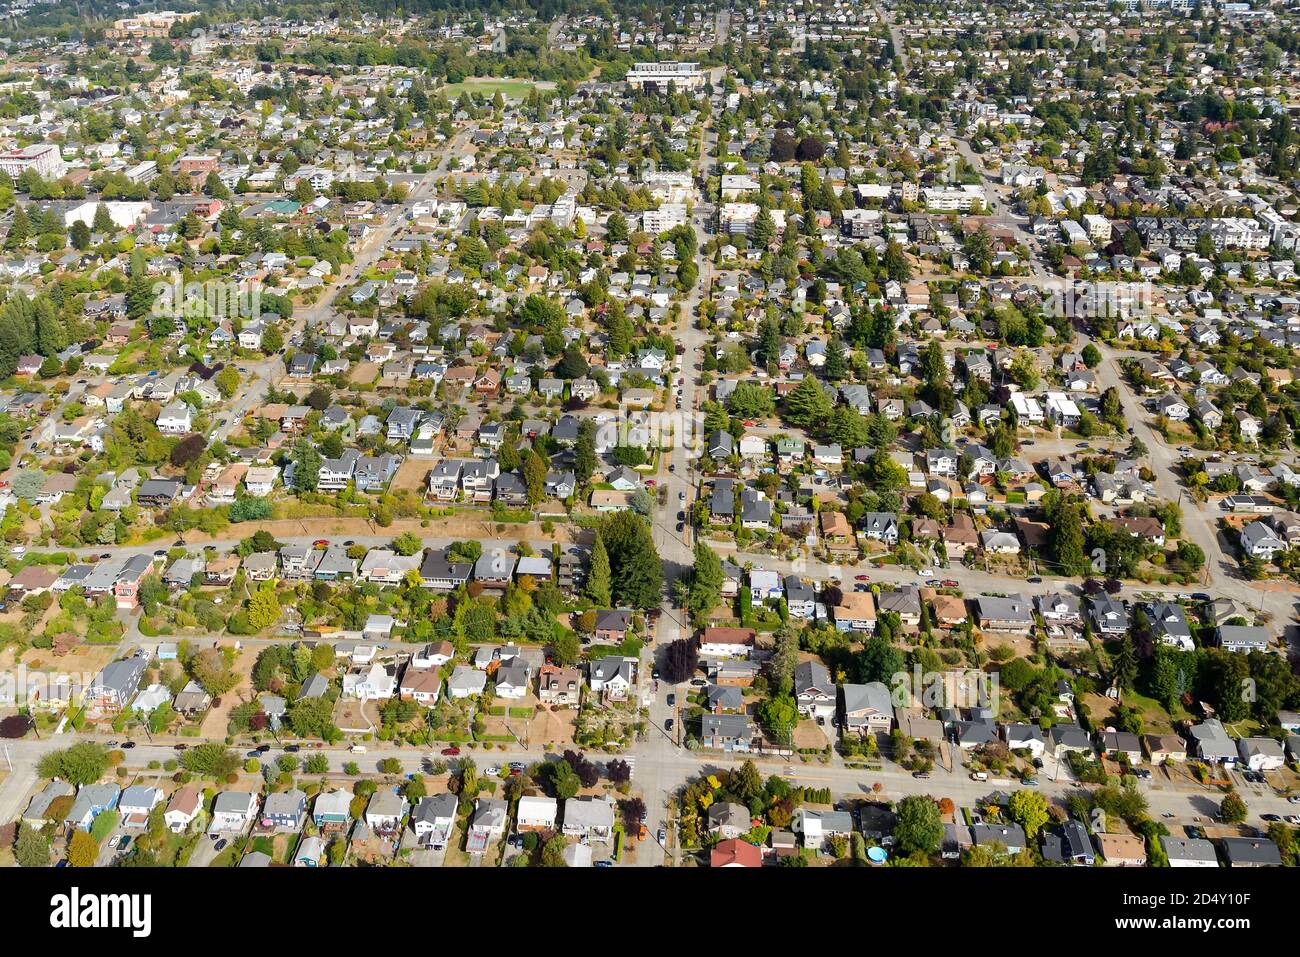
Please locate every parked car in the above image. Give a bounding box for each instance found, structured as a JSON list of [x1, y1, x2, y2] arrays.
[[941, 579, 959, 588], [664, 718, 674, 731], [214, 839, 228, 851], [854, 574, 871, 582], [283, 744, 300, 753], [666, 693, 675, 706], [440, 746, 460, 756], [594, 860, 614, 868]]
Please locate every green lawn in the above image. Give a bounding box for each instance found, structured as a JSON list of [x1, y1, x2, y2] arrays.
[[441, 78, 535, 101]]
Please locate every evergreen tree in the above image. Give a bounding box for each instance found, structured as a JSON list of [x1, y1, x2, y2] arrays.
[[687, 540, 723, 623], [783, 374, 833, 428], [599, 512, 663, 609], [522, 448, 547, 505], [585, 533, 612, 606]]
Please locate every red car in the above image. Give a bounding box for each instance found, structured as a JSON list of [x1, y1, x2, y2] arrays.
[[440, 746, 461, 756], [942, 579, 959, 588], [313, 539, 330, 548], [854, 574, 871, 582]]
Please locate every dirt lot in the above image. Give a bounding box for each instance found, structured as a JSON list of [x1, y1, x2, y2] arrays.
[[198, 644, 259, 739], [178, 515, 589, 546], [0, 642, 116, 677], [391, 456, 432, 492], [349, 361, 381, 385], [333, 697, 381, 734], [792, 719, 828, 750], [529, 705, 577, 746]]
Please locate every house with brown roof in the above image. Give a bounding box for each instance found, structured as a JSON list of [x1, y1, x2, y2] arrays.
[[399, 667, 442, 706], [1144, 733, 1187, 764], [698, 627, 756, 658], [538, 665, 581, 707], [711, 838, 762, 867], [820, 510, 853, 542], [929, 593, 969, 629], [943, 513, 979, 556], [1106, 515, 1165, 547], [8, 564, 58, 597], [1096, 832, 1148, 867]]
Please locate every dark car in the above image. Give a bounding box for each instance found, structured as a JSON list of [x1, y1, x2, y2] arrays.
[[664, 718, 674, 731], [676, 522, 685, 532], [120, 741, 136, 749], [173, 744, 188, 751], [1027, 576, 1043, 584], [214, 839, 228, 851], [651, 668, 661, 680], [593, 860, 614, 868], [666, 693, 676, 706], [284, 744, 301, 753], [912, 771, 931, 779]]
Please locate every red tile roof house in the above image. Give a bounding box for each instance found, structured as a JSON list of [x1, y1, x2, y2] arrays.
[[711, 838, 762, 867], [698, 627, 756, 658]]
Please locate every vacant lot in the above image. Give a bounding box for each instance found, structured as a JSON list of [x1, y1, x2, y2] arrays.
[[391, 456, 431, 492], [441, 77, 535, 100]]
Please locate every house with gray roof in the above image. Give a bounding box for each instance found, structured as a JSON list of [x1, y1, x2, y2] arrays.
[[700, 713, 755, 752]]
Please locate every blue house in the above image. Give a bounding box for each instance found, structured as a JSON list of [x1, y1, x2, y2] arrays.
[[64, 783, 121, 831]]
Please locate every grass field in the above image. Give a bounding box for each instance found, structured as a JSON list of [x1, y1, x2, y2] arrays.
[[441, 77, 535, 101]]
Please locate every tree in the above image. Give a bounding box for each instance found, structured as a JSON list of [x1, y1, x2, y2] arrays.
[[215, 366, 240, 399], [523, 449, 547, 505], [291, 441, 322, 492], [598, 512, 662, 609], [551, 628, 581, 667], [14, 823, 50, 867], [573, 420, 597, 486], [767, 627, 798, 697], [585, 534, 612, 606], [547, 759, 581, 800], [392, 532, 422, 556], [180, 742, 240, 778], [1220, 791, 1248, 824], [894, 795, 943, 856], [246, 585, 282, 632], [37, 742, 109, 786], [540, 833, 567, 867], [783, 374, 833, 428], [686, 541, 723, 623], [1007, 790, 1050, 838], [859, 635, 904, 684], [757, 694, 798, 742], [824, 338, 848, 382], [70, 219, 91, 250], [661, 638, 699, 684], [67, 830, 99, 868], [795, 136, 826, 162]]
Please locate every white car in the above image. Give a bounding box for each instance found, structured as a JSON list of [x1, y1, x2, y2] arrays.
[[917, 568, 934, 577]]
